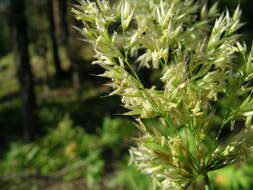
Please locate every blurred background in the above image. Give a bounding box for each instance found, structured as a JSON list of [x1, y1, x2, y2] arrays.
[[0, 0, 252, 189]]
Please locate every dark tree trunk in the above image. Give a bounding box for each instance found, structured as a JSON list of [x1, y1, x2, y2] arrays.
[[48, 0, 64, 78], [9, 0, 38, 142], [58, 0, 69, 44]]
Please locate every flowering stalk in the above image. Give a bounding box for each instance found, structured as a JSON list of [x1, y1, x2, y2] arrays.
[[204, 174, 211, 190], [73, 0, 253, 189]]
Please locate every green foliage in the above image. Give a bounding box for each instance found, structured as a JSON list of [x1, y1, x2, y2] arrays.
[[0, 53, 19, 97], [0, 116, 134, 189], [73, 0, 253, 189], [0, 115, 100, 188], [109, 162, 160, 190], [210, 154, 253, 190]]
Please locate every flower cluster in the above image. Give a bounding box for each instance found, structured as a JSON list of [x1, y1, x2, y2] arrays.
[[73, 0, 253, 189]]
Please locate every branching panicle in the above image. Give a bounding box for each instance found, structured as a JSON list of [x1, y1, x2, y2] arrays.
[[73, 0, 253, 189]]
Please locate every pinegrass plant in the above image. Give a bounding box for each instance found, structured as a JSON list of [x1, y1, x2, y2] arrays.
[[73, 0, 253, 189]]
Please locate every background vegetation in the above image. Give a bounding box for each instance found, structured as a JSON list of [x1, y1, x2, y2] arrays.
[[0, 0, 252, 189]]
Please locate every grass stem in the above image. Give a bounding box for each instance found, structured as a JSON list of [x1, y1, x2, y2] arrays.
[[204, 174, 211, 190]]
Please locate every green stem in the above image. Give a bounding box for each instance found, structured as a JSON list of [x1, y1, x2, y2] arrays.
[[204, 174, 211, 190]]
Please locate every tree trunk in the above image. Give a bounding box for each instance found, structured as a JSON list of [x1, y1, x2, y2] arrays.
[[9, 0, 38, 142], [58, 0, 69, 44], [48, 0, 64, 78]]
